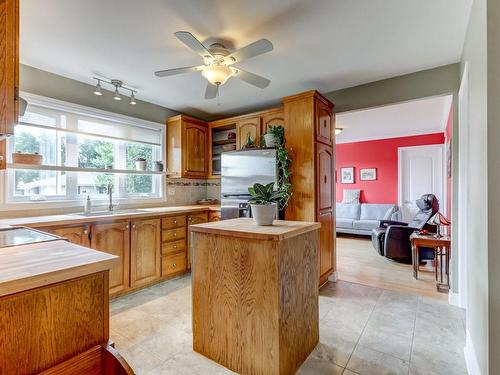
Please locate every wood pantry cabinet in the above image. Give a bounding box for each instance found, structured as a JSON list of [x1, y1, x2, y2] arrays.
[[167, 114, 209, 178], [0, 0, 19, 169], [282, 90, 336, 286]]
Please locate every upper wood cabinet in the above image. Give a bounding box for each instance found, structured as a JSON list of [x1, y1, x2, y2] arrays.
[[90, 221, 130, 295], [130, 218, 161, 288], [262, 108, 284, 133], [167, 115, 209, 178], [49, 225, 91, 247], [315, 100, 333, 146], [236, 117, 261, 149], [0, 0, 19, 169], [316, 142, 334, 212]]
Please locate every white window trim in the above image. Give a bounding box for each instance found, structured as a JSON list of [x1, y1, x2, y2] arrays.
[[1, 93, 167, 210]]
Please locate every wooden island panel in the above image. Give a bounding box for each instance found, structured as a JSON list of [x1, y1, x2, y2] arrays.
[[191, 218, 320, 375]]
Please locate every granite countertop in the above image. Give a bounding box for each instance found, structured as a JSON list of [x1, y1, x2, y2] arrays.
[[190, 218, 321, 241], [0, 205, 221, 228]]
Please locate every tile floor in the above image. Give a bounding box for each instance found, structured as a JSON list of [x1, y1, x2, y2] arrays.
[[110, 275, 467, 375]]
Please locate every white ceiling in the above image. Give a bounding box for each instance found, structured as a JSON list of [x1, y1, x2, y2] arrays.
[[335, 95, 453, 144], [20, 0, 472, 120]]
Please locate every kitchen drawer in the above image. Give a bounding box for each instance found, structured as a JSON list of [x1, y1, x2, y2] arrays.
[[162, 215, 186, 230], [209, 211, 221, 222], [162, 253, 187, 277], [162, 239, 185, 255], [188, 212, 209, 225], [162, 227, 186, 242]]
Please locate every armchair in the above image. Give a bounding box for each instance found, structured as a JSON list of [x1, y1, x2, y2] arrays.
[[371, 194, 439, 263]]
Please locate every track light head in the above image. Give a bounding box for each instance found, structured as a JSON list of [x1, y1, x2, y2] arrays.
[[93, 80, 103, 96], [130, 92, 137, 105], [113, 87, 121, 101]]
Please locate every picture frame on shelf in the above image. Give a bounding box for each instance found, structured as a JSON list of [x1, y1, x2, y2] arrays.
[[360, 168, 377, 181], [341, 167, 355, 184]]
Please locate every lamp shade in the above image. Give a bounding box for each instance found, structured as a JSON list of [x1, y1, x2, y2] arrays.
[[427, 212, 451, 226]]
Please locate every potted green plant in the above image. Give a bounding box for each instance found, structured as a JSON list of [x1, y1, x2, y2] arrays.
[[248, 182, 285, 225], [263, 125, 283, 148]]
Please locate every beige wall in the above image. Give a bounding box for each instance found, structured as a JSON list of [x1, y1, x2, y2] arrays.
[[487, 0, 500, 373], [460, 0, 489, 373]]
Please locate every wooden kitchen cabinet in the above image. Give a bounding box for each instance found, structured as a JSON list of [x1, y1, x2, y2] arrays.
[[0, 0, 19, 169], [318, 210, 334, 279], [167, 115, 209, 178], [262, 108, 284, 133], [187, 211, 209, 269], [315, 100, 334, 146], [49, 225, 91, 247], [90, 221, 130, 295], [316, 142, 334, 212], [130, 218, 161, 288], [236, 116, 261, 149]]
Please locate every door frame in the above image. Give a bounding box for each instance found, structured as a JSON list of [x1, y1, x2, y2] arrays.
[[457, 63, 469, 309], [397, 143, 447, 221]]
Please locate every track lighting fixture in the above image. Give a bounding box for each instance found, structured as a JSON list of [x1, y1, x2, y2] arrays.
[[92, 77, 137, 105]]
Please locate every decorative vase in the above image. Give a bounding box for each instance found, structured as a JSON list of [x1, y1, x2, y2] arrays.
[[153, 161, 164, 172], [135, 160, 147, 171], [263, 133, 276, 148], [250, 203, 277, 226]]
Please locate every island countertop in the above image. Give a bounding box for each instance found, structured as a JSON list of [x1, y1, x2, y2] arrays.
[[0, 239, 118, 297], [189, 217, 321, 240]]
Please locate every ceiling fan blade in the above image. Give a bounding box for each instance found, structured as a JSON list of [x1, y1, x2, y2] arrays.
[[174, 31, 213, 58], [233, 68, 270, 89], [225, 39, 273, 64], [154, 65, 204, 77], [205, 83, 218, 99]]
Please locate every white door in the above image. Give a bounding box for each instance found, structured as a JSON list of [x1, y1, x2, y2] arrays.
[[398, 145, 445, 222]]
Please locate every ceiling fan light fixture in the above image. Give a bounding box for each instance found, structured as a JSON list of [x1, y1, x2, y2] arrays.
[[201, 63, 233, 86]]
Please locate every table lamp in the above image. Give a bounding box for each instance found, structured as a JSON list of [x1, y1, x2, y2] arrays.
[[427, 212, 451, 238]]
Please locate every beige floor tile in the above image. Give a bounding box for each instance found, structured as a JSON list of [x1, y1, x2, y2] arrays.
[[121, 344, 164, 375], [161, 350, 236, 375], [347, 345, 409, 375]]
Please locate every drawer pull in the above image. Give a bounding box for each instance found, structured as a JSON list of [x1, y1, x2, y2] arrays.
[[173, 245, 177, 248], [174, 219, 177, 224], [83, 230, 88, 235], [173, 232, 177, 237], [172, 263, 176, 268]]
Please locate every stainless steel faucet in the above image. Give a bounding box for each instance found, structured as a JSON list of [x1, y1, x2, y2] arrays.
[[107, 182, 114, 211]]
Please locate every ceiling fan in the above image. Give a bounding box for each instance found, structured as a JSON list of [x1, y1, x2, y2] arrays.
[[154, 31, 273, 99]]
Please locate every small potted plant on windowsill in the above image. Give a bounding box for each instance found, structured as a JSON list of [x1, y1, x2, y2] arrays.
[[248, 182, 285, 226], [135, 157, 147, 171]]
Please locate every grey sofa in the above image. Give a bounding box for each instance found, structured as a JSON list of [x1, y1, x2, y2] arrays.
[[336, 203, 400, 236]]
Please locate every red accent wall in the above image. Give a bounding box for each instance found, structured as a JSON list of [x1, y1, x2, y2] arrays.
[[444, 106, 453, 218], [336, 133, 445, 204]]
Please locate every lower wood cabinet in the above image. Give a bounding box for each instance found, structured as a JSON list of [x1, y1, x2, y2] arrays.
[[90, 221, 130, 295], [130, 218, 161, 288], [49, 224, 91, 247], [162, 252, 187, 278], [187, 212, 209, 269], [208, 211, 221, 222], [318, 210, 334, 284]]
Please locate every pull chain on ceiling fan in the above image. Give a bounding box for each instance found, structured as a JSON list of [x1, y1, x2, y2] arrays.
[[154, 31, 273, 99]]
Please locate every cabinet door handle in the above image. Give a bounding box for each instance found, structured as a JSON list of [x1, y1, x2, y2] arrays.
[[173, 245, 177, 249], [126, 225, 130, 229], [173, 232, 177, 237], [83, 229, 88, 235], [173, 219, 177, 224], [132, 224, 136, 229], [324, 175, 327, 184]]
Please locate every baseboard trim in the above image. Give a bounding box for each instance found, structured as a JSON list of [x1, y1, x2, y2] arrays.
[[328, 271, 338, 282], [448, 291, 462, 307], [464, 329, 482, 375]]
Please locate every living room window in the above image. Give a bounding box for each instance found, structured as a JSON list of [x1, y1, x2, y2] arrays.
[[6, 94, 165, 203]]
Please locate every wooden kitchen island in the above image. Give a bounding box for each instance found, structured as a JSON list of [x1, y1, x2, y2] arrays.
[[190, 218, 321, 375]]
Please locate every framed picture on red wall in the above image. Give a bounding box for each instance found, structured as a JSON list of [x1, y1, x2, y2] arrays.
[[360, 168, 377, 181], [341, 167, 355, 183]]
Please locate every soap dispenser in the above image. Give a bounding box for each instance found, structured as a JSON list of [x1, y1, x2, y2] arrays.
[[84, 195, 92, 214]]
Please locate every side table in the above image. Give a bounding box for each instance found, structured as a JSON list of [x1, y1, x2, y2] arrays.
[[410, 233, 451, 293]]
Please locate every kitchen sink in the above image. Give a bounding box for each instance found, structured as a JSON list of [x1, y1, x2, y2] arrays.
[[71, 209, 147, 217]]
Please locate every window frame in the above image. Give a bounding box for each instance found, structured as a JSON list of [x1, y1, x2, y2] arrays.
[[2, 92, 166, 207]]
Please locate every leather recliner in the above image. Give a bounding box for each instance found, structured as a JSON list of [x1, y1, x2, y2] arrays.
[[371, 194, 439, 263]]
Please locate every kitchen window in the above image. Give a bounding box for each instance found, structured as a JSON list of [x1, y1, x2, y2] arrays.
[[6, 94, 165, 203]]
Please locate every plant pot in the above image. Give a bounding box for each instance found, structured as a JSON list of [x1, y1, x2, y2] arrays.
[[263, 133, 276, 148], [153, 161, 164, 172], [250, 203, 277, 226], [135, 160, 147, 171]]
